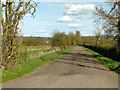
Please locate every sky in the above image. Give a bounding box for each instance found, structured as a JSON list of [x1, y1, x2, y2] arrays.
[[21, 0, 112, 37]]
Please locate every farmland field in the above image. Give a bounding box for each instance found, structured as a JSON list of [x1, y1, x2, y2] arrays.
[[18, 46, 53, 63], [20, 46, 51, 51]]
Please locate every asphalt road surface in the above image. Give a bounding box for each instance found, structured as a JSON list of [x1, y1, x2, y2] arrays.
[[2, 46, 118, 88]]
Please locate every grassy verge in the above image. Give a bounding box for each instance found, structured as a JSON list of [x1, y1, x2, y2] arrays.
[[2, 46, 74, 83], [82, 46, 120, 73]]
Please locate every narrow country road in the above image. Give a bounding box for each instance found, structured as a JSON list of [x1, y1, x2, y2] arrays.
[[2, 46, 118, 88]]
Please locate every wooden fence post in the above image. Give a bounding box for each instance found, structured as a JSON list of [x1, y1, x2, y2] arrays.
[[25, 48, 28, 62]]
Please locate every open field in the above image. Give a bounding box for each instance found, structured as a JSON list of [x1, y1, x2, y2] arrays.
[[20, 46, 51, 51]]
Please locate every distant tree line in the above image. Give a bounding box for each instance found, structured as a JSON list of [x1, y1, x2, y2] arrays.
[[21, 36, 50, 46], [51, 31, 81, 49], [80, 36, 116, 47]]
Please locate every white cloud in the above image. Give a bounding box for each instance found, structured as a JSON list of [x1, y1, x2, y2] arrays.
[[77, 15, 86, 19], [23, 35, 31, 37], [62, 3, 73, 8], [36, 30, 46, 33], [68, 23, 83, 28], [35, 30, 50, 37], [57, 16, 73, 22], [25, 14, 33, 17], [64, 4, 96, 15]]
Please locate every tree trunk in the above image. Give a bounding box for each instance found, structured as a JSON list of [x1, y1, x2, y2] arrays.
[[96, 36, 101, 46]]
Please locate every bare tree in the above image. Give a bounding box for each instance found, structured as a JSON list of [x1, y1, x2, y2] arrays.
[[1, 0, 38, 69], [93, 7, 103, 46], [93, 1, 120, 57], [93, 23, 102, 46], [106, 0, 120, 57]]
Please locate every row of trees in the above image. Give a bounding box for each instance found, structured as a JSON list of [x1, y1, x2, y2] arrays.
[[51, 31, 81, 49], [80, 36, 116, 47], [22, 37, 50, 46]]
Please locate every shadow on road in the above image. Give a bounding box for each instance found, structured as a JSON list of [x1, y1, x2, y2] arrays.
[[59, 53, 100, 64], [54, 52, 109, 71]]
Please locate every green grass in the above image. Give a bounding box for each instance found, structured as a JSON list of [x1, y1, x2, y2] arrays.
[[19, 46, 52, 63], [1, 46, 74, 83], [82, 46, 120, 72]]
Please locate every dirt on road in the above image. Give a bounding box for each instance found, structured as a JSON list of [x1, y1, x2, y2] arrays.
[[2, 46, 118, 88]]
